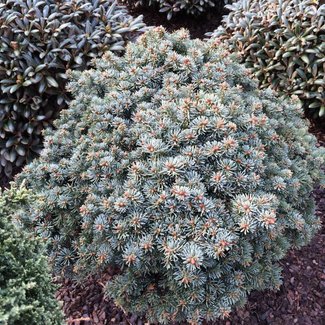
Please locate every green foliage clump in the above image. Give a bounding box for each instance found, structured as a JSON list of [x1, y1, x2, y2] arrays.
[[210, 0, 325, 117], [0, 183, 63, 325], [0, 0, 145, 180], [123, 0, 229, 19], [18, 28, 324, 324]]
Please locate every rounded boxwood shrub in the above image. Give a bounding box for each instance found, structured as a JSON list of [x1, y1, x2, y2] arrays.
[[123, 0, 230, 19], [0, 184, 63, 325], [18, 28, 324, 323], [0, 0, 145, 181], [210, 0, 325, 118]]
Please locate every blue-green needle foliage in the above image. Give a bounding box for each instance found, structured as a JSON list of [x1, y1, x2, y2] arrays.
[[0, 184, 63, 325], [18, 28, 324, 324]]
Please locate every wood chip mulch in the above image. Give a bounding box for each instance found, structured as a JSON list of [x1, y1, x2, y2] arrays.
[[123, 0, 228, 40]]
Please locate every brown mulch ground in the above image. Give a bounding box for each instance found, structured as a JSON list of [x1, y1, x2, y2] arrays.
[[123, 0, 228, 39]]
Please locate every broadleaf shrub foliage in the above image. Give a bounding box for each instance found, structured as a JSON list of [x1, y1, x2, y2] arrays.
[[18, 28, 324, 324], [210, 0, 325, 117], [0, 0, 145, 180], [0, 183, 62, 325]]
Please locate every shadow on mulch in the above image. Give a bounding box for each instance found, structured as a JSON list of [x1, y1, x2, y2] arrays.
[[57, 182, 325, 325], [0, 165, 23, 190], [124, 1, 228, 39]]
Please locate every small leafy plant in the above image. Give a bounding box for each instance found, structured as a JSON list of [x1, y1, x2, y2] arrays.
[[0, 0, 145, 181], [210, 0, 325, 118], [0, 183, 63, 325], [18, 28, 324, 324]]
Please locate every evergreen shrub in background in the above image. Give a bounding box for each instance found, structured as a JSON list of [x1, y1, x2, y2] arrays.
[[210, 0, 325, 118], [18, 28, 324, 324], [0, 183, 63, 325], [0, 0, 145, 181]]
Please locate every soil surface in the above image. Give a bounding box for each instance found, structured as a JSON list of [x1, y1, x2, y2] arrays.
[[124, 1, 228, 39]]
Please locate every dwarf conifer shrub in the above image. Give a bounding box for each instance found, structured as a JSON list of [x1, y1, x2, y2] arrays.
[[0, 0, 145, 181], [210, 0, 325, 117], [0, 183, 63, 325], [123, 0, 229, 19], [18, 28, 324, 324]]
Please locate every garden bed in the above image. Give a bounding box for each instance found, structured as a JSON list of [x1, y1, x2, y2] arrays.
[[1, 1, 324, 324]]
